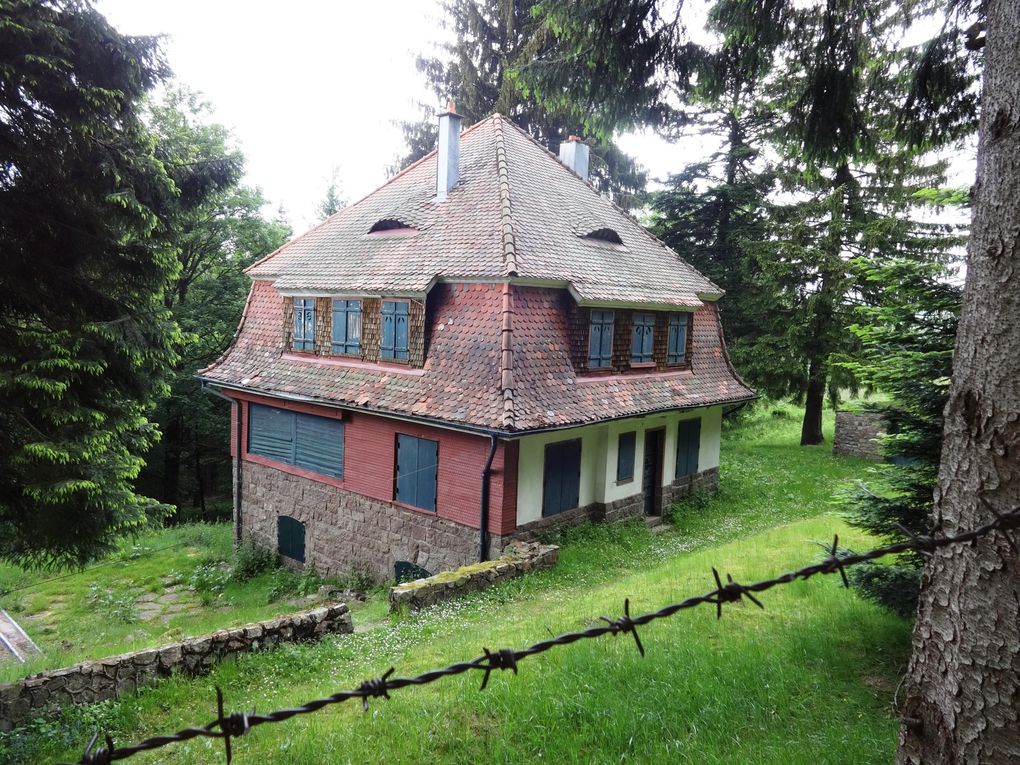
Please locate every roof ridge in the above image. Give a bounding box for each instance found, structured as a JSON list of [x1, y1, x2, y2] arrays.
[[246, 116, 497, 277], [491, 114, 520, 277], [499, 280, 516, 430]]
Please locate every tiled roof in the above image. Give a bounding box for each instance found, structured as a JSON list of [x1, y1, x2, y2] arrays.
[[245, 115, 719, 307], [202, 114, 755, 433]]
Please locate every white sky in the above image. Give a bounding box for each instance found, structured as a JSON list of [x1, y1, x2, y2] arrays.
[[94, 0, 683, 233], [94, 1, 974, 236]]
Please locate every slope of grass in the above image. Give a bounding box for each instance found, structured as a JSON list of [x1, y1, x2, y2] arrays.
[[3, 402, 911, 764]]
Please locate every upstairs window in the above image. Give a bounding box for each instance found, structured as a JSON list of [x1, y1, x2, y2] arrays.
[[331, 299, 362, 355], [668, 313, 689, 365], [630, 312, 655, 364], [248, 403, 344, 479], [588, 310, 614, 369], [380, 300, 410, 360], [368, 218, 414, 234], [293, 298, 315, 351], [583, 228, 623, 245]]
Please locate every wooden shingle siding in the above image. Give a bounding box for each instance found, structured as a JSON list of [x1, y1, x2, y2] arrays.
[[565, 299, 590, 371], [361, 297, 381, 362], [282, 296, 294, 349], [314, 297, 331, 355], [653, 312, 670, 369], [408, 298, 426, 368]]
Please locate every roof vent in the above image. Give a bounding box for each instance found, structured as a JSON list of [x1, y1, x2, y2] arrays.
[[436, 100, 462, 201], [559, 135, 590, 180], [368, 219, 414, 234], [584, 228, 623, 245]]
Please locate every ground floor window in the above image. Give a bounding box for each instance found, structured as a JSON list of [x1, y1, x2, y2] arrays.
[[543, 439, 582, 516], [676, 417, 701, 478], [248, 403, 344, 479], [277, 515, 305, 562], [395, 434, 438, 512], [617, 431, 636, 482]]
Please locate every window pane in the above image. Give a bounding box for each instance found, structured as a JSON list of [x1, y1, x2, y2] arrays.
[[294, 298, 315, 351]]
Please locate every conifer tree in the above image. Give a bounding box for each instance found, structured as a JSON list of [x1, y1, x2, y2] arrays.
[[0, 0, 179, 567]]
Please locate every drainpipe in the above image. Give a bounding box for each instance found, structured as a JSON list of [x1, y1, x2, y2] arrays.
[[202, 383, 243, 545], [479, 435, 499, 562]]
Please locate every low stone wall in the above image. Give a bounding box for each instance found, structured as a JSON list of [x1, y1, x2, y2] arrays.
[[833, 411, 885, 460], [663, 466, 720, 507], [0, 604, 352, 731], [389, 542, 558, 612]]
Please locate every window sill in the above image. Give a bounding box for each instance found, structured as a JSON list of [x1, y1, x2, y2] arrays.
[[393, 500, 438, 516], [576, 368, 694, 384], [243, 452, 346, 489], [615, 476, 635, 486], [282, 352, 425, 376], [629, 361, 656, 369]]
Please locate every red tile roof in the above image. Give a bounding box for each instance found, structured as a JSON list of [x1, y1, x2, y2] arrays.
[[201, 114, 755, 433]]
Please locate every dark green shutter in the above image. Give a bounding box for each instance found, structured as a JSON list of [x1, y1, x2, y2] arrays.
[[277, 515, 305, 563], [676, 418, 702, 478], [382, 301, 410, 360], [617, 431, 636, 482], [543, 439, 582, 516]]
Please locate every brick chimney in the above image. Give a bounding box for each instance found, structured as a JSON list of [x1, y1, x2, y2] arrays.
[[558, 135, 589, 180], [436, 100, 462, 201]]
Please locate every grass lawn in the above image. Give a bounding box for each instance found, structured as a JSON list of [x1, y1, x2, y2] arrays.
[[2, 403, 912, 764], [0, 525, 390, 684]]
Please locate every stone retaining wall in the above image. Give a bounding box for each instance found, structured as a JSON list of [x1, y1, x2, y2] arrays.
[[663, 466, 721, 507], [0, 604, 352, 731], [833, 411, 885, 460], [389, 542, 559, 612]]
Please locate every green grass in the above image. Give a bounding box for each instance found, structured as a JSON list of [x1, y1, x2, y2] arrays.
[[0, 525, 389, 684], [2, 402, 911, 764]]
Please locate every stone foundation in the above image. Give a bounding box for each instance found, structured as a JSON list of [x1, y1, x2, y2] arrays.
[[0, 604, 352, 731], [389, 542, 559, 611], [833, 411, 885, 460], [243, 462, 484, 580], [663, 466, 721, 508]]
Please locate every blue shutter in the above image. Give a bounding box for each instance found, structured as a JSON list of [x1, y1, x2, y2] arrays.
[[332, 300, 361, 354], [382, 300, 409, 359], [668, 314, 688, 364], [676, 418, 702, 478], [396, 434, 417, 504], [415, 438, 438, 512], [588, 311, 614, 368], [617, 431, 636, 482], [394, 306, 409, 360], [631, 313, 655, 363], [294, 413, 344, 478], [249, 404, 295, 462], [543, 440, 581, 516]]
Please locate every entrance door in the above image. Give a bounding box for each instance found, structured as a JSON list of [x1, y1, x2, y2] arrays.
[[642, 429, 664, 516]]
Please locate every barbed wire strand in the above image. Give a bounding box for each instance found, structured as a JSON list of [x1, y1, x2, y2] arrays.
[[64, 506, 1020, 765]]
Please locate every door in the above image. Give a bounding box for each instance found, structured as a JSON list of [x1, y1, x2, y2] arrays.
[[543, 439, 582, 516], [643, 429, 664, 516]]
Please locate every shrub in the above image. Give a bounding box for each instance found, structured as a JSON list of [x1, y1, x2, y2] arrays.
[[188, 563, 229, 605], [85, 584, 136, 622], [232, 539, 278, 582]]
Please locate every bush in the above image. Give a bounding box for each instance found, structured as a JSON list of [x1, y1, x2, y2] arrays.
[[848, 563, 921, 620], [85, 584, 136, 622], [232, 539, 278, 582], [187, 562, 230, 605]]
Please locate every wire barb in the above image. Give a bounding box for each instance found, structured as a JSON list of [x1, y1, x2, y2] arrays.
[[357, 667, 395, 710], [710, 568, 764, 619], [479, 647, 519, 690], [826, 535, 851, 588], [600, 598, 645, 657], [79, 732, 114, 765], [214, 686, 251, 764]]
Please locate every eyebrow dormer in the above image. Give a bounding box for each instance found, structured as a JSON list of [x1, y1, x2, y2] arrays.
[[582, 227, 623, 245], [368, 218, 416, 234]]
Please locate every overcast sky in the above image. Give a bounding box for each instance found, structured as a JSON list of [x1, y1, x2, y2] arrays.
[[94, 0, 682, 234]]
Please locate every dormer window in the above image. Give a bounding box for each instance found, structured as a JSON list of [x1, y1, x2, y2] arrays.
[[583, 228, 623, 245], [668, 313, 689, 365], [331, 299, 362, 355], [368, 219, 414, 234], [293, 298, 315, 351], [588, 310, 615, 369], [630, 312, 655, 365]]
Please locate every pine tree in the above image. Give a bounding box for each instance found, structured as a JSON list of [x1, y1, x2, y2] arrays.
[[395, 0, 646, 207], [0, 0, 180, 567]]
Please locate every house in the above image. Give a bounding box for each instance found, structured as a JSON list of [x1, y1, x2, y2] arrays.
[[199, 105, 755, 579]]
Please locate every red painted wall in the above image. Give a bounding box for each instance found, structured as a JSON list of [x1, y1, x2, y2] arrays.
[[229, 392, 517, 534]]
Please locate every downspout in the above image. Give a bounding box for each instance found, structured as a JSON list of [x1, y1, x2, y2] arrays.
[[479, 435, 498, 562], [202, 383, 243, 545]]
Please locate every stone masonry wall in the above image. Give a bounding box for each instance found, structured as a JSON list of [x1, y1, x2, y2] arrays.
[[0, 604, 352, 731], [663, 466, 720, 507], [833, 411, 885, 460], [389, 542, 559, 612], [244, 461, 482, 580]]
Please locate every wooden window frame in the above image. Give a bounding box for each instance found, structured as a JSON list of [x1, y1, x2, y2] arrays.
[[616, 431, 637, 483], [293, 297, 316, 352], [331, 299, 363, 356]]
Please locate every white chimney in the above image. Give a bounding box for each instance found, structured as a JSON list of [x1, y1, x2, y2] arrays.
[[558, 135, 590, 180], [436, 100, 462, 201]]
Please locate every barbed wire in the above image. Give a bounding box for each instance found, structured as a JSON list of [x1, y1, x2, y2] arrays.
[[64, 506, 1020, 765]]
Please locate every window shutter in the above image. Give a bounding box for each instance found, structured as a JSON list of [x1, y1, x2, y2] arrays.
[[249, 404, 294, 462], [543, 440, 582, 516], [277, 516, 305, 563], [668, 313, 688, 364], [415, 438, 438, 512], [676, 418, 702, 478], [396, 434, 438, 511], [617, 431, 636, 482], [294, 413, 344, 478]]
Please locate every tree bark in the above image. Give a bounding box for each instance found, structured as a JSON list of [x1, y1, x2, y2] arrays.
[[800, 355, 826, 445], [897, 2, 1020, 761]]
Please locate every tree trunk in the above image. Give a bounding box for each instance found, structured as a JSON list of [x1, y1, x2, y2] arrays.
[[800, 356, 826, 445], [897, 3, 1020, 762], [162, 414, 183, 511]]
